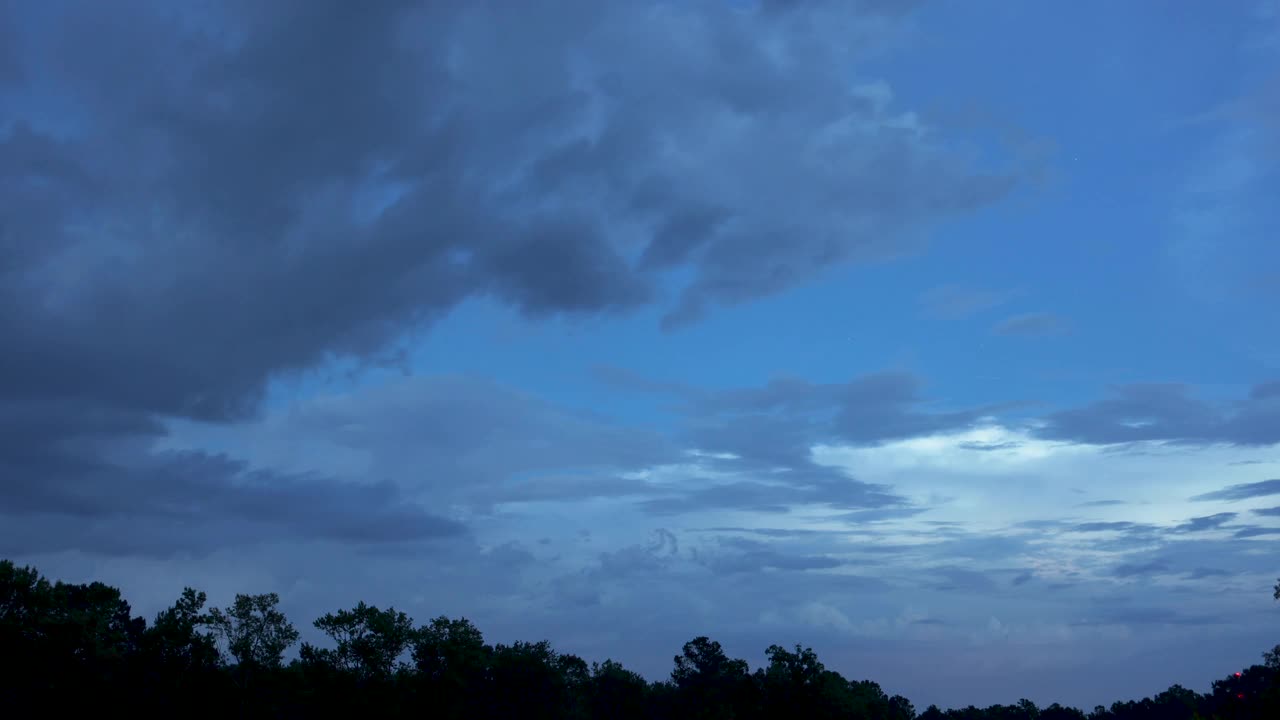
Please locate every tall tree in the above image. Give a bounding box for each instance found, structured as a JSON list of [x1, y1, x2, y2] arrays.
[[587, 660, 651, 720], [139, 587, 222, 714], [307, 601, 415, 680], [143, 587, 220, 673], [671, 636, 754, 720], [411, 616, 492, 718], [205, 592, 299, 670]]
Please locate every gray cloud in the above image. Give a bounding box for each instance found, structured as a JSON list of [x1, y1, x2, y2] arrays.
[[1190, 478, 1280, 502], [1253, 381, 1280, 400], [1172, 512, 1238, 532], [665, 370, 999, 447], [1038, 382, 1280, 446], [0, 448, 465, 558], [957, 440, 1024, 452], [1231, 526, 1280, 538], [1253, 506, 1280, 516], [931, 567, 1000, 592], [992, 312, 1070, 337], [1109, 561, 1171, 578], [693, 536, 850, 575], [1072, 521, 1152, 533], [918, 285, 1015, 319], [1071, 604, 1222, 627], [1185, 567, 1231, 579], [0, 0, 1026, 562]]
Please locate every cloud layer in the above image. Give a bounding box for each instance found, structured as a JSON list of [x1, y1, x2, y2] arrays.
[[2, 0, 1278, 713]]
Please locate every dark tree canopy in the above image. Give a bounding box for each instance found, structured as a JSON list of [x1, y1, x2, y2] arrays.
[[206, 592, 300, 670], [0, 558, 1277, 720], [306, 601, 414, 680]]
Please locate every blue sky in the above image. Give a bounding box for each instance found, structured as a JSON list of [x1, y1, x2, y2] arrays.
[[2, 0, 1278, 711]]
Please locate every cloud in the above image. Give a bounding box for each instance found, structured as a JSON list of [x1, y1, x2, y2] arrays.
[[677, 371, 998, 447], [929, 567, 1000, 592], [992, 312, 1070, 337], [1109, 561, 1171, 578], [1190, 478, 1280, 502], [0, 448, 465, 558], [4, 0, 1018, 383], [160, 374, 680, 510], [1252, 505, 1280, 516], [1231, 526, 1280, 538], [0, 0, 1027, 565], [919, 285, 1015, 319], [1185, 567, 1231, 579], [1252, 380, 1280, 400], [693, 536, 849, 575], [1071, 605, 1223, 627], [1037, 382, 1280, 446], [1172, 512, 1238, 532], [1072, 522, 1152, 533]]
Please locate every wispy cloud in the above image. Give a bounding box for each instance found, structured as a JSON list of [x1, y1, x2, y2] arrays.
[[992, 312, 1070, 337], [1191, 478, 1280, 501]]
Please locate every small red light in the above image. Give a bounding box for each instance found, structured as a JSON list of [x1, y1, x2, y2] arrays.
[[1237, 693, 1245, 699], [1235, 672, 1242, 678]]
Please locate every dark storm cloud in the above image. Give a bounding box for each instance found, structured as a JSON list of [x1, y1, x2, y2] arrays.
[[1037, 382, 1280, 445], [991, 312, 1070, 337], [1, 0, 1022, 557], [1190, 478, 1280, 502], [0, 0, 1024, 415]]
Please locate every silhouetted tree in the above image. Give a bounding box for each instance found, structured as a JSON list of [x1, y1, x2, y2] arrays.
[[206, 592, 299, 670], [586, 659, 651, 720], [139, 587, 222, 713], [307, 601, 414, 680], [1263, 645, 1280, 671], [671, 636, 755, 720], [410, 616, 491, 718], [2, 557, 1279, 720], [205, 592, 299, 718], [0, 561, 146, 711], [485, 640, 586, 720]]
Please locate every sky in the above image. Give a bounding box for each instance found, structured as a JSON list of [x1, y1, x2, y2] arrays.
[[2, 0, 1279, 711]]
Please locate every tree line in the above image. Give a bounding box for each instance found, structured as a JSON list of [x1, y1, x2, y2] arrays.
[[1, 559, 1276, 719]]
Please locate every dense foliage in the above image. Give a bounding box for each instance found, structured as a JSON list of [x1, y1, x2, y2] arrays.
[[1, 560, 1276, 719]]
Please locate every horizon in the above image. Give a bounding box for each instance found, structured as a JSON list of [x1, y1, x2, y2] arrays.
[[2, 0, 1278, 711]]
